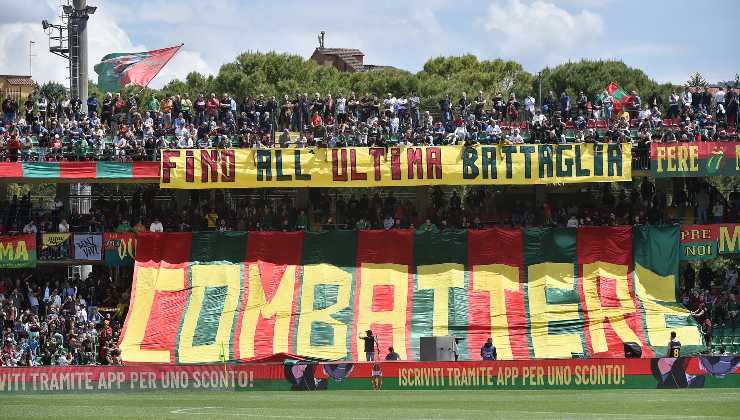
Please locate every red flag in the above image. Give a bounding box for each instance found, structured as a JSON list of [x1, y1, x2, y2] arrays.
[[94, 44, 183, 92]]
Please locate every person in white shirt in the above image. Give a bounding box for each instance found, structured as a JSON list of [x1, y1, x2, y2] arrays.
[[390, 116, 400, 135], [177, 136, 193, 149], [509, 128, 524, 144], [76, 305, 88, 323], [524, 94, 536, 120], [336, 95, 347, 122], [566, 215, 579, 228], [23, 221, 37, 234], [383, 216, 395, 230], [714, 87, 726, 107], [639, 105, 652, 120], [681, 88, 692, 111], [58, 219, 70, 233], [384, 94, 397, 115], [150, 218, 164, 232], [486, 121, 502, 142], [453, 124, 467, 143], [115, 137, 128, 158], [57, 353, 69, 366]]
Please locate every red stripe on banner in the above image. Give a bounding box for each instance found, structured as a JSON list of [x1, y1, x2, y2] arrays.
[[135, 232, 192, 264], [132, 161, 161, 179], [0, 162, 22, 178], [60, 161, 96, 179], [354, 230, 414, 361], [468, 228, 528, 359], [235, 231, 303, 360], [139, 265, 189, 363], [577, 227, 653, 357]]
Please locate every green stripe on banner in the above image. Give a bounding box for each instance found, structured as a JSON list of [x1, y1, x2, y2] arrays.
[[523, 228, 584, 359], [633, 226, 680, 281], [96, 161, 133, 179], [298, 231, 357, 360], [22, 162, 60, 178], [190, 232, 248, 262], [193, 286, 227, 346], [412, 229, 468, 360]]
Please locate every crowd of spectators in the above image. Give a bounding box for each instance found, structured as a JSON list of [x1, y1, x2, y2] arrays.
[[682, 261, 739, 352], [2, 177, 736, 239], [0, 85, 738, 162], [0, 269, 125, 367]]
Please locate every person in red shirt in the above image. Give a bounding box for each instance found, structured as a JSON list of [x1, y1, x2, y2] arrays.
[[7, 135, 21, 162], [311, 112, 323, 128], [206, 93, 220, 121]]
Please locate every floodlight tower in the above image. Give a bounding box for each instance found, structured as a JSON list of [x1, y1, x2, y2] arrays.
[[42, 0, 96, 110], [66, 0, 96, 113]]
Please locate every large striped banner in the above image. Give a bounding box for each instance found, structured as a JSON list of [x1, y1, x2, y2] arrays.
[[119, 227, 703, 364]]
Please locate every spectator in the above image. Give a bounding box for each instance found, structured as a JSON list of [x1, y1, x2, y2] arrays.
[[149, 218, 164, 232]]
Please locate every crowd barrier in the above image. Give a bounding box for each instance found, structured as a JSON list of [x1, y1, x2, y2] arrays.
[[1, 357, 738, 393]]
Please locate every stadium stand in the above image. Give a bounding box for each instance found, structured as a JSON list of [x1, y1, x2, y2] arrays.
[[0, 85, 738, 366]]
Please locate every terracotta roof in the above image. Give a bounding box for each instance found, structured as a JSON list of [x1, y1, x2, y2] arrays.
[[4, 77, 36, 86], [316, 48, 364, 56], [314, 48, 365, 71]]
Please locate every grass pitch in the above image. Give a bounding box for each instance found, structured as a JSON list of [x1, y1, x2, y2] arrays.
[[2, 389, 739, 419]]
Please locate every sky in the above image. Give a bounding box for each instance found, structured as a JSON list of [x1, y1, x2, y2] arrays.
[[0, 0, 738, 89]]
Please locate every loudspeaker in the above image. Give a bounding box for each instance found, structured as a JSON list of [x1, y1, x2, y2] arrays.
[[419, 336, 455, 361], [624, 342, 642, 358]]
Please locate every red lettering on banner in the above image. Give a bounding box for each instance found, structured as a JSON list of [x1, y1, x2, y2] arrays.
[[390, 148, 402, 180], [201, 150, 219, 182], [426, 147, 442, 179], [161, 150, 180, 183], [332, 149, 348, 182], [220, 149, 236, 182], [369, 148, 384, 181], [185, 150, 194, 182], [350, 149, 367, 180], [407, 148, 423, 179]]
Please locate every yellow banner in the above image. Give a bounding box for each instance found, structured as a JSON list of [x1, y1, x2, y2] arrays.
[[159, 144, 631, 188], [42, 233, 71, 249]]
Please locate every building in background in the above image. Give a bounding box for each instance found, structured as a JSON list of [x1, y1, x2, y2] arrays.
[[0, 75, 37, 101], [309, 31, 392, 73]]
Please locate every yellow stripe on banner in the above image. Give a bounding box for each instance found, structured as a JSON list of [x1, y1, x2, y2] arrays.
[[119, 266, 184, 363], [296, 264, 352, 359], [528, 263, 584, 359], [417, 263, 465, 338], [159, 144, 632, 188], [633, 264, 703, 349], [178, 264, 241, 364], [582, 262, 641, 354], [472, 264, 520, 360]]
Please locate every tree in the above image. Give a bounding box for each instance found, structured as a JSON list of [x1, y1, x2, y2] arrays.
[[685, 72, 708, 87], [39, 81, 67, 101]]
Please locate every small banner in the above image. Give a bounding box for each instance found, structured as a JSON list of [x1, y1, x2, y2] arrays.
[[104, 233, 136, 266], [0, 357, 737, 393], [72, 233, 103, 261], [680, 224, 740, 260], [40, 233, 72, 261], [0, 234, 36, 268], [160, 144, 632, 189], [651, 142, 740, 177]]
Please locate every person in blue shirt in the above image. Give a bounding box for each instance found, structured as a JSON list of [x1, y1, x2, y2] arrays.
[[480, 337, 497, 360], [87, 94, 99, 119]]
